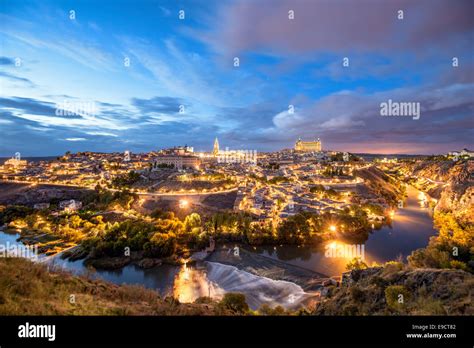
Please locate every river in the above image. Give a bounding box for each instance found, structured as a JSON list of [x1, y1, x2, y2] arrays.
[[250, 185, 438, 276], [0, 186, 437, 310]]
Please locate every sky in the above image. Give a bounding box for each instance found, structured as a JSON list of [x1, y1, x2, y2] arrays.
[[0, 0, 473, 156]]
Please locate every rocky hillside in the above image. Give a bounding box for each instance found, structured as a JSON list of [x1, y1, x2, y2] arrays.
[[315, 264, 473, 315], [0, 257, 231, 315], [402, 160, 473, 224], [0, 182, 92, 206], [354, 166, 405, 206]]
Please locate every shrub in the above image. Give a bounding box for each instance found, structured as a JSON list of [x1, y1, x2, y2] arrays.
[[346, 257, 368, 271], [370, 276, 388, 288], [413, 298, 446, 315], [385, 285, 411, 311], [408, 248, 451, 269], [219, 293, 249, 314], [341, 304, 359, 315], [258, 304, 287, 316], [349, 286, 365, 302], [145, 232, 177, 258], [449, 260, 469, 271], [383, 261, 404, 274]]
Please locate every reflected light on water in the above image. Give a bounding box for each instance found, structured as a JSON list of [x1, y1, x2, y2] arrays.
[[173, 264, 222, 303], [322, 240, 378, 273], [418, 192, 428, 207], [183, 261, 189, 280]]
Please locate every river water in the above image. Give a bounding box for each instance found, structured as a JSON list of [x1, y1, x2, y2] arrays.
[[252, 185, 438, 276], [0, 186, 437, 310]]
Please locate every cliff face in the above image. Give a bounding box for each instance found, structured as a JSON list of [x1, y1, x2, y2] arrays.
[[0, 182, 92, 206], [410, 160, 471, 183], [354, 166, 404, 205], [315, 266, 474, 316], [403, 160, 473, 224]]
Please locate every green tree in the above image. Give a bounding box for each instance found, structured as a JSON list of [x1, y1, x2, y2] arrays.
[[219, 293, 249, 314], [184, 213, 202, 232]]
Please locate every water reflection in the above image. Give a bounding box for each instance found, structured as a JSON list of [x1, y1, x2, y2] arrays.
[[173, 264, 219, 303], [255, 186, 438, 276]]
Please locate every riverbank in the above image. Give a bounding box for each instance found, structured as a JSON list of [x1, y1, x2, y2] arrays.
[[0, 257, 232, 315]]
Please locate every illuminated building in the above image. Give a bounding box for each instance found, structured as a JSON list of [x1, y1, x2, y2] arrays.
[[213, 137, 219, 157], [59, 199, 82, 212], [3, 157, 28, 170], [153, 155, 200, 170], [295, 137, 322, 152], [161, 146, 194, 155]]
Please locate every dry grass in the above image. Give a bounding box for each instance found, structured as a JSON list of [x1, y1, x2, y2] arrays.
[[315, 266, 474, 315], [0, 257, 229, 315]]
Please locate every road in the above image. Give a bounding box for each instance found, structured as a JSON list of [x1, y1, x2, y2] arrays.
[[0, 179, 238, 197]]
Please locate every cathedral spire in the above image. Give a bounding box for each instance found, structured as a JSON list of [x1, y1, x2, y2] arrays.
[[213, 137, 219, 157]]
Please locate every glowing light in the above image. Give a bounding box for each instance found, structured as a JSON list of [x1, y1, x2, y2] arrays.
[[329, 225, 337, 232], [179, 199, 189, 208], [390, 210, 395, 218], [418, 192, 426, 201], [183, 261, 189, 281]]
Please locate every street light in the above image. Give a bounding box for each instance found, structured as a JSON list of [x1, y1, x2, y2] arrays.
[[179, 199, 189, 209]]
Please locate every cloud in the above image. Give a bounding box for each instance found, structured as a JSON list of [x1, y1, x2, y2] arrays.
[[122, 37, 252, 108], [86, 131, 118, 137], [193, 0, 474, 58], [0, 56, 15, 65], [250, 82, 474, 152], [0, 71, 35, 86], [0, 13, 118, 72], [0, 96, 58, 116], [0, 96, 134, 132], [64, 138, 86, 141], [131, 96, 185, 114], [159, 6, 171, 17], [0, 1, 471, 156]]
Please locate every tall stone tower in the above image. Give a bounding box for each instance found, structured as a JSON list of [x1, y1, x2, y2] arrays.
[[213, 137, 219, 157]]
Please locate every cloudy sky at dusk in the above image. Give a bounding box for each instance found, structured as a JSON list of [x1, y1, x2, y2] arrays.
[[0, 0, 473, 156]]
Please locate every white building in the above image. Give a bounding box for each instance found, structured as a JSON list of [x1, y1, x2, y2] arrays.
[[34, 203, 50, 210], [59, 200, 82, 212], [153, 155, 200, 170]]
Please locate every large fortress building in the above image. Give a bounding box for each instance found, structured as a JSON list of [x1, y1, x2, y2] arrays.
[[295, 137, 322, 152]]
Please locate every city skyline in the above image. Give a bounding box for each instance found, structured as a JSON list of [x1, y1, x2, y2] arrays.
[[1, 0, 473, 156]]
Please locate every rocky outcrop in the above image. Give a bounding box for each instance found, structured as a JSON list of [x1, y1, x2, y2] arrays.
[[403, 160, 473, 224], [0, 182, 93, 206], [84, 256, 131, 270], [137, 258, 162, 269], [354, 166, 404, 205], [315, 266, 473, 315]]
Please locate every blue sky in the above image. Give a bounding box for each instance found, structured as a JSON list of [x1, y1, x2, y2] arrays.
[[0, 0, 473, 156]]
